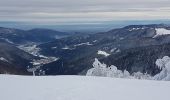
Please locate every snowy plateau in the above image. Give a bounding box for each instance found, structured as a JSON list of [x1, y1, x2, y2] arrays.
[[0, 75, 170, 100]]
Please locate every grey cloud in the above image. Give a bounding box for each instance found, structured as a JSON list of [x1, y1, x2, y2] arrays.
[[0, 0, 170, 24], [1, 0, 170, 12]]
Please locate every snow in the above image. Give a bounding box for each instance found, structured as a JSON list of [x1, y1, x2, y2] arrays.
[[97, 50, 110, 57], [31, 57, 59, 66], [0, 57, 8, 62], [39, 55, 48, 59], [119, 37, 124, 40], [88, 57, 170, 81], [0, 75, 170, 100], [4, 38, 14, 44], [154, 56, 170, 81], [51, 46, 57, 49], [128, 28, 141, 31], [62, 46, 71, 50], [93, 40, 97, 43], [18, 44, 58, 68], [18, 44, 40, 56], [110, 48, 117, 52], [110, 48, 121, 53], [153, 28, 170, 38], [87, 56, 170, 81], [74, 42, 93, 47], [155, 56, 170, 70], [62, 46, 75, 50], [0, 38, 14, 44]]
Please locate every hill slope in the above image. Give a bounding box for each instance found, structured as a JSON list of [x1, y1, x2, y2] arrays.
[[0, 27, 70, 44], [0, 40, 37, 74], [38, 24, 170, 75]]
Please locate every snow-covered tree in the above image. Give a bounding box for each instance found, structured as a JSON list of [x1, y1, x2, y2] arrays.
[[27, 66, 40, 76], [86, 58, 131, 78], [38, 70, 46, 76], [86, 56, 170, 81], [153, 56, 170, 81], [123, 70, 131, 78], [27, 67, 36, 76], [155, 56, 170, 69], [86, 58, 107, 76]]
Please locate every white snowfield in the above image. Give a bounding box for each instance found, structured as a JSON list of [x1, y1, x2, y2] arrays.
[[153, 28, 170, 38], [0, 75, 170, 100], [97, 50, 110, 57]]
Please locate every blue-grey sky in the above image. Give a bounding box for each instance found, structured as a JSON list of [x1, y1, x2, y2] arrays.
[[0, 0, 170, 32]]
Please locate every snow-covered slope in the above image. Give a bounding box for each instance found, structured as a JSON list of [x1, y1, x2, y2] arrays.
[[153, 28, 170, 38], [0, 75, 170, 100]]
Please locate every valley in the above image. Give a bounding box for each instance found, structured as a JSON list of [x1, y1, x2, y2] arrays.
[[1, 24, 170, 77]]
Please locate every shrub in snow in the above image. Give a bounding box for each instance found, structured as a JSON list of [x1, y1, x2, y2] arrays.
[[153, 56, 170, 81]]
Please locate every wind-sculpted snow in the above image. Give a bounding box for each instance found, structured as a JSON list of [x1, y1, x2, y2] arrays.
[[0, 75, 170, 100]]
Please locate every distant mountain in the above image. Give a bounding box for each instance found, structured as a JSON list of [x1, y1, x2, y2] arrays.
[[0, 27, 70, 44], [37, 24, 170, 75], [1, 24, 170, 76]]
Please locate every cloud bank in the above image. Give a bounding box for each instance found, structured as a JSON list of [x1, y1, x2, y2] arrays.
[[0, 0, 170, 25]]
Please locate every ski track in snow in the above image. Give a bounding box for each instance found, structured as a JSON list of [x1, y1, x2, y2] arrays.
[[0, 75, 170, 100]]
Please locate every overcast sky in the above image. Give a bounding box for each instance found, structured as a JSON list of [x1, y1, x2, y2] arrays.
[[0, 0, 170, 25]]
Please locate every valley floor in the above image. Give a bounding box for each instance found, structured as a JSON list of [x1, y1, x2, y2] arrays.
[[0, 75, 170, 100]]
